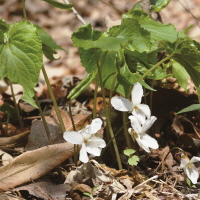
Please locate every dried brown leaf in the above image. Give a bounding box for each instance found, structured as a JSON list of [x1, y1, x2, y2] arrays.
[[17, 177, 71, 200], [2, 123, 21, 137], [70, 183, 92, 200], [158, 146, 174, 170], [0, 130, 30, 148], [51, 111, 92, 143], [65, 160, 126, 199], [171, 115, 185, 137], [25, 117, 62, 151], [0, 142, 74, 189]]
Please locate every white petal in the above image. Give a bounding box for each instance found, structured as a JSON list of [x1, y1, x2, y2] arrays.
[[191, 156, 200, 163], [92, 137, 106, 148], [79, 128, 91, 140], [180, 157, 188, 168], [185, 165, 199, 184], [131, 82, 143, 105], [137, 104, 151, 118], [63, 131, 83, 144], [111, 96, 133, 112], [79, 143, 89, 163], [88, 118, 103, 134], [86, 146, 102, 156], [132, 110, 146, 125], [136, 137, 151, 153], [140, 133, 159, 149], [141, 116, 157, 133], [129, 115, 142, 133], [86, 137, 106, 155]]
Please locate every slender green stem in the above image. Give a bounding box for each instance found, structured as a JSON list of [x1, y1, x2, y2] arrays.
[[99, 120, 130, 161], [149, 80, 156, 112], [68, 100, 78, 165], [108, 72, 118, 113], [137, 54, 174, 82], [10, 82, 24, 131], [94, 49, 122, 169], [93, 51, 109, 118], [156, 147, 184, 172], [22, 0, 27, 20], [68, 100, 76, 131], [123, 112, 132, 149], [34, 93, 52, 144], [93, 77, 99, 119], [41, 65, 66, 133], [143, 87, 147, 105]]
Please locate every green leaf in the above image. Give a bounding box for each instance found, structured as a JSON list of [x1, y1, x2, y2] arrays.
[[67, 69, 98, 99], [79, 48, 131, 96], [132, 1, 142, 10], [83, 193, 92, 198], [119, 64, 140, 86], [79, 47, 155, 96], [176, 104, 200, 114], [125, 49, 170, 80], [0, 31, 3, 43], [123, 10, 178, 43], [0, 20, 43, 107], [0, 102, 18, 120], [73, 20, 150, 52], [108, 18, 151, 52], [72, 23, 106, 49], [186, 178, 192, 187], [124, 149, 136, 156], [169, 38, 200, 100], [72, 24, 126, 51], [36, 25, 65, 60], [0, 19, 10, 33], [171, 60, 189, 91], [93, 37, 127, 51], [132, 0, 171, 12], [128, 155, 140, 166], [41, 0, 72, 10], [151, 0, 171, 12]]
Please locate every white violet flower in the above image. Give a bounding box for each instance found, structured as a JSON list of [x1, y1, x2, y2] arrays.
[[180, 153, 200, 184], [111, 82, 150, 124], [63, 118, 106, 163], [128, 115, 158, 153]]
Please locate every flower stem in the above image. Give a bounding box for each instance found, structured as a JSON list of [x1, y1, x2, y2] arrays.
[[34, 93, 52, 144], [22, 0, 27, 20], [137, 54, 174, 82], [108, 72, 118, 114], [93, 50, 109, 118], [94, 50, 122, 169], [42, 65, 66, 133], [93, 77, 99, 119], [156, 147, 184, 172], [9, 81, 24, 132], [68, 100, 76, 131], [123, 112, 132, 149], [99, 120, 130, 161], [68, 100, 78, 165]]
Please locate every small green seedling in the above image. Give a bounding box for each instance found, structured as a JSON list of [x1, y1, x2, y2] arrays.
[[83, 186, 98, 199], [124, 149, 140, 166], [186, 178, 196, 189]]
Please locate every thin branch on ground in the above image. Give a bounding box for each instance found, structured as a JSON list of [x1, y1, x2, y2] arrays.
[[63, 0, 86, 24]]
